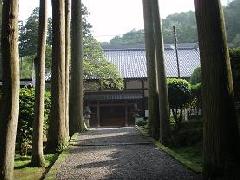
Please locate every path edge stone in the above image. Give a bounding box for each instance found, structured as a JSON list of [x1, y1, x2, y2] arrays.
[[135, 125, 203, 174]]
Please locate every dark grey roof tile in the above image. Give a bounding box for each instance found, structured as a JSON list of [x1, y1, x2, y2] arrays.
[[104, 48, 200, 78]]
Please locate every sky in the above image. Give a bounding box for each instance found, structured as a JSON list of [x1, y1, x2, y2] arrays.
[[19, 0, 230, 42]]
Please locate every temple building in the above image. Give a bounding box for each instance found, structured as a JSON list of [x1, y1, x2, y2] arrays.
[[84, 43, 201, 127]]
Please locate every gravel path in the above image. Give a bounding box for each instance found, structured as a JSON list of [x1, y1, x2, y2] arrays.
[[56, 127, 201, 180]]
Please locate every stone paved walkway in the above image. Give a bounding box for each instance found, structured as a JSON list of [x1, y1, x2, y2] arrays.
[[56, 127, 201, 180]]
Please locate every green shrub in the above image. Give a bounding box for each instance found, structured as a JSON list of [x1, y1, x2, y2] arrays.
[[135, 117, 148, 127], [189, 49, 240, 100], [189, 83, 202, 119], [167, 78, 191, 128], [171, 121, 203, 147], [229, 48, 240, 100], [17, 88, 51, 155], [168, 78, 191, 109], [190, 67, 201, 85]]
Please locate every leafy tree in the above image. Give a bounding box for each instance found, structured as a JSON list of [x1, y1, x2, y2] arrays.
[[110, 29, 145, 46], [83, 37, 123, 89], [19, 4, 123, 89], [19, 8, 39, 57], [224, 0, 240, 47], [195, 0, 240, 178], [0, 0, 20, 179], [105, 0, 240, 47]]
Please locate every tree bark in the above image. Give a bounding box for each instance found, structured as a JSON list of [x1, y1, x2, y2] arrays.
[[142, 0, 159, 139], [0, 0, 20, 179], [31, 0, 47, 167], [194, 0, 240, 178], [65, 0, 70, 139], [46, 0, 67, 152], [151, 0, 171, 144], [69, 0, 85, 136]]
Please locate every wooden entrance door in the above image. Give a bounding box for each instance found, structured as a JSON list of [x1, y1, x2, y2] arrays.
[[100, 106, 125, 127]]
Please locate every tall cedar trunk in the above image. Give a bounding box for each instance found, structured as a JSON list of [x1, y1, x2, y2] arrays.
[[69, 0, 85, 136], [194, 0, 240, 178], [142, 0, 159, 139], [0, 0, 20, 179], [65, 0, 70, 140], [46, 0, 67, 152], [151, 0, 170, 144], [31, 0, 47, 167]]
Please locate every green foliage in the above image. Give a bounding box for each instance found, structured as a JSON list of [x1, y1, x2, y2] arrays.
[[171, 121, 203, 147], [229, 48, 240, 100], [190, 83, 202, 116], [167, 78, 191, 109], [167, 78, 191, 127], [14, 154, 59, 180], [190, 67, 201, 85], [135, 117, 148, 127], [162, 11, 198, 44], [20, 45, 52, 79], [224, 0, 240, 47], [20, 56, 33, 79], [109, 29, 145, 46], [19, 8, 39, 57], [17, 88, 51, 155], [19, 4, 123, 89]]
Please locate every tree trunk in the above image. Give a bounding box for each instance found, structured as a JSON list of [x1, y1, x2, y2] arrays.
[[194, 0, 240, 179], [151, 0, 170, 145], [31, 0, 47, 167], [46, 0, 67, 152], [65, 0, 70, 139], [142, 0, 159, 139], [69, 0, 85, 136], [0, 0, 20, 179]]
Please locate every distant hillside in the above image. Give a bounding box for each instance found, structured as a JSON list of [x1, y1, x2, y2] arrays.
[[102, 0, 240, 48]]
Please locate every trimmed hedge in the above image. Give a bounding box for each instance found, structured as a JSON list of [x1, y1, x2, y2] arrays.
[[167, 78, 191, 109], [167, 78, 192, 128], [190, 67, 201, 85]]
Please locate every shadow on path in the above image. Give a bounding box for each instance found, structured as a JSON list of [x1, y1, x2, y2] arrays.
[[56, 127, 201, 180]]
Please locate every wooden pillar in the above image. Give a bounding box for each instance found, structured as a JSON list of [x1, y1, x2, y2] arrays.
[[97, 101, 100, 127], [125, 101, 128, 126]]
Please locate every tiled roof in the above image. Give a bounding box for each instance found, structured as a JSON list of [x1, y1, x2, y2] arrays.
[[103, 45, 200, 78]]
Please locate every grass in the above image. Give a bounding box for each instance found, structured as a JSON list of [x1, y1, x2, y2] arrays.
[[14, 133, 83, 180], [44, 133, 79, 180], [14, 153, 59, 180], [136, 125, 203, 173], [171, 144, 203, 170]]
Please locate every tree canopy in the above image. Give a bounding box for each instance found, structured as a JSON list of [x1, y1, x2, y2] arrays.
[[19, 5, 123, 89]]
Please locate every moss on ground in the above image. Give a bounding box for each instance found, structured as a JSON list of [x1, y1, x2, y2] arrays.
[[136, 125, 203, 173], [44, 133, 79, 180], [14, 153, 59, 180]]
